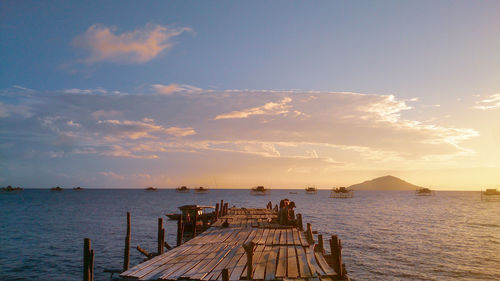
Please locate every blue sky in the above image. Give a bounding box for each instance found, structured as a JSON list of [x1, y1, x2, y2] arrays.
[[1, 1, 499, 189]]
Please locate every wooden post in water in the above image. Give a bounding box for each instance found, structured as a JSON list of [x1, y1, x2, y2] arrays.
[[83, 238, 94, 281], [306, 223, 314, 244], [222, 268, 229, 281], [123, 212, 131, 271], [223, 203, 228, 216], [193, 208, 198, 237], [215, 203, 220, 221], [158, 218, 164, 255], [317, 234, 324, 253], [297, 213, 303, 230], [219, 200, 224, 217], [242, 242, 255, 279], [329, 235, 343, 277], [176, 215, 184, 246]]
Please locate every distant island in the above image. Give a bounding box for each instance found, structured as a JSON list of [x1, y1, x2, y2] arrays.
[[348, 175, 422, 190]]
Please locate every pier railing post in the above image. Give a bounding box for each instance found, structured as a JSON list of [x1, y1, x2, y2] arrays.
[[176, 215, 184, 246], [123, 212, 131, 272], [220, 200, 224, 217], [306, 223, 314, 244], [158, 218, 164, 255], [222, 268, 229, 281], [243, 242, 255, 279], [330, 235, 343, 277], [83, 238, 94, 281], [297, 213, 303, 230], [317, 234, 324, 253], [223, 203, 228, 216], [215, 203, 220, 221]]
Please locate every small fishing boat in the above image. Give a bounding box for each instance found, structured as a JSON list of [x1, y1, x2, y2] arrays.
[[305, 186, 317, 194], [145, 186, 157, 191], [194, 186, 208, 193], [176, 186, 189, 193], [73, 186, 83, 190], [1, 185, 23, 192], [481, 188, 500, 201], [330, 186, 353, 198], [251, 185, 269, 195], [416, 187, 433, 196], [51, 186, 63, 191]]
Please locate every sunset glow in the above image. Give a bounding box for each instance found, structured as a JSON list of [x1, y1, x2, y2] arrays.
[[1, 1, 499, 190]]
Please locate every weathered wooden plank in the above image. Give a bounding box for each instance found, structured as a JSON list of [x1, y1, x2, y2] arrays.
[[286, 229, 293, 245], [249, 244, 265, 278], [258, 229, 270, 244], [275, 246, 287, 278], [203, 234, 248, 280], [273, 229, 281, 245], [287, 246, 299, 278], [295, 246, 312, 277], [229, 252, 247, 281], [253, 246, 271, 279], [265, 229, 276, 245], [314, 250, 336, 276], [292, 228, 300, 246], [279, 229, 286, 245], [298, 230, 310, 246], [305, 246, 325, 277], [264, 246, 279, 280]]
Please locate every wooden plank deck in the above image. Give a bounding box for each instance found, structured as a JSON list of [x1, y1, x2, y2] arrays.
[[120, 205, 340, 281]]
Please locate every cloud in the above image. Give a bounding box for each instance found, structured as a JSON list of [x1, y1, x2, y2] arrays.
[[0, 101, 32, 118], [473, 94, 500, 110], [72, 24, 191, 64], [166, 126, 196, 137], [214, 97, 293, 120], [152, 83, 203, 95]]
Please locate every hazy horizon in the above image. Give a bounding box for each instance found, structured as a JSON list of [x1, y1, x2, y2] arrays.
[[2, 1, 500, 190]]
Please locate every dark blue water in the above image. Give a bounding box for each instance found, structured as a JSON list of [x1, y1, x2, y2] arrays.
[[1, 189, 499, 281]]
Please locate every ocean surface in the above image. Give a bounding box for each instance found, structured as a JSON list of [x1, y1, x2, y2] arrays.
[[1, 189, 499, 281]]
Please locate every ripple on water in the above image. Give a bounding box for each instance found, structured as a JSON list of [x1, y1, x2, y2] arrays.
[[1, 189, 499, 281]]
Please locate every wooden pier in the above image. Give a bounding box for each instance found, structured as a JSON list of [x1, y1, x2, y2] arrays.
[[87, 199, 349, 281]]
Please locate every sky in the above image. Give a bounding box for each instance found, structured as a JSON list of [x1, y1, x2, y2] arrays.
[[1, 1, 499, 190]]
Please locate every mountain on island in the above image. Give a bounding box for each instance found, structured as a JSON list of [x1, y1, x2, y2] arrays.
[[348, 175, 422, 190]]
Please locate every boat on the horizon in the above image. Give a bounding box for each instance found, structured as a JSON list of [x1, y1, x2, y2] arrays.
[[176, 186, 189, 193], [305, 186, 317, 194], [194, 186, 208, 193], [1, 185, 23, 192], [51, 186, 63, 191], [330, 186, 353, 198], [145, 186, 157, 191], [289, 191, 298, 194], [481, 188, 500, 201], [73, 186, 83, 190], [416, 187, 433, 196], [251, 185, 269, 195]]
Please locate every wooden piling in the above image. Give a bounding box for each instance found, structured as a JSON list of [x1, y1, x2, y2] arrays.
[[317, 234, 324, 253], [158, 218, 164, 255], [83, 238, 94, 281], [242, 242, 255, 279], [220, 200, 224, 216], [123, 212, 131, 272], [306, 223, 314, 244], [296, 213, 303, 230], [222, 268, 229, 281], [330, 235, 343, 277], [176, 215, 184, 246], [223, 203, 228, 216], [215, 203, 220, 220]]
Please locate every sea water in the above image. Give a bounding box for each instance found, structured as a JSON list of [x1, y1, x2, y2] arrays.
[[1, 189, 499, 281]]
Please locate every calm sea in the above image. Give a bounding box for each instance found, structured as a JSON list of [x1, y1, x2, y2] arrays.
[[1, 189, 499, 281]]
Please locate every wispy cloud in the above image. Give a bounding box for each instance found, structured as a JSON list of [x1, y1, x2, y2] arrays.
[[72, 24, 191, 64], [215, 97, 292, 120], [152, 83, 202, 95], [473, 94, 500, 110]]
